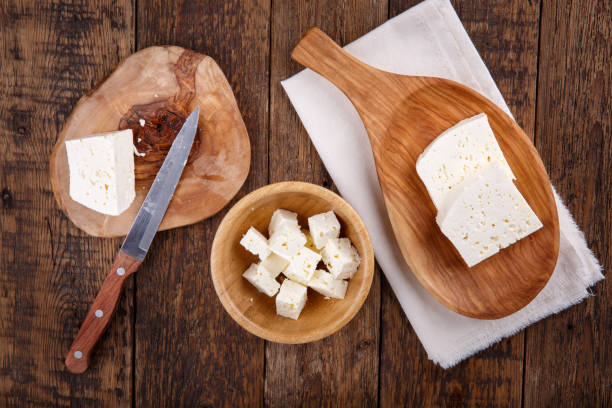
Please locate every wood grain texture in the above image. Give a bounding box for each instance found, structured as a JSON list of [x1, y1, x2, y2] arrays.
[[379, 0, 541, 405], [134, 0, 269, 406], [0, 0, 134, 406], [292, 26, 559, 319], [49, 45, 251, 237], [525, 0, 611, 406], [266, 1, 387, 406], [211, 182, 374, 343], [66, 252, 141, 374]]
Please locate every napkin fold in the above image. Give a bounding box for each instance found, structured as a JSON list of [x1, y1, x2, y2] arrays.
[[281, 0, 603, 368]]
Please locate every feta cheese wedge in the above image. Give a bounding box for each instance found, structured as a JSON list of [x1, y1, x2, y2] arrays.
[[260, 253, 289, 278], [268, 228, 307, 260], [308, 269, 348, 299], [276, 279, 308, 320], [240, 227, 271, 260], [416, 113, 514, 210], [308, 211, 341, 249], [242, 263, 280, 297], [283, 247, 322, 285], [268, 209, 300, 236], [65, 129, 135, 215], [437, 162, 543, 267], [321, 238, 361, 280]]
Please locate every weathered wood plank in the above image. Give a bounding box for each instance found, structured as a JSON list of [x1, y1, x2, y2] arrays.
[[134, 1, 270, 406], [265, 1, 387, 406], [0, 0, 134, 406], [380, 1, 540, 406], [525, 1, 611, 406]]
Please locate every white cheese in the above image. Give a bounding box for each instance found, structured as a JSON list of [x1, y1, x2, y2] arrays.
[[437, 162, 543, 267], [308, 210, 341, 249], [268, 228, 307, 260], [283, 247, 321, 285], [302, 229, 319, 253], [276, 279, 308, 320], [65, 129, 135, 216], [308, 269, 348, 299], [416, 113, 514, 210], [242, 263, 280, 297], [240, 227, 271, 260], [139, 119, 145, 127], [260, 253, 289, 278], [321, 238, 361, 280], [268, 209, 300, 236]]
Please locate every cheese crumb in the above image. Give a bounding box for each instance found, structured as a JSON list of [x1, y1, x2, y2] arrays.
[[139, 119, 145, 127]]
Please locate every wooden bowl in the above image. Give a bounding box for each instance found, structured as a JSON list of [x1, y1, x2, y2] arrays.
[[210, 182, 374, 343]]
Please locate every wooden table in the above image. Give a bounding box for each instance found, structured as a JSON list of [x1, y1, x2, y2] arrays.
[[1, 1, 609, 406]]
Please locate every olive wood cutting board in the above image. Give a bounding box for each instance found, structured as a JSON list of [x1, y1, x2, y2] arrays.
[[292, 28, 560, 319], [50, 46, 250, 237]]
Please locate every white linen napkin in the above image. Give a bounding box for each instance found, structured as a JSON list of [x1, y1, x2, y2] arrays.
[[281, 0, 603, 368]]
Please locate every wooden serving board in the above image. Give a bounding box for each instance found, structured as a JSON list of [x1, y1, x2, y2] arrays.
[[292, 28, 560, 319], [50, 46, 250, 237]]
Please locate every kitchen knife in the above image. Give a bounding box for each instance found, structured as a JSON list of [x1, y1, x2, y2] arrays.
[[65, 106, 200, 374]]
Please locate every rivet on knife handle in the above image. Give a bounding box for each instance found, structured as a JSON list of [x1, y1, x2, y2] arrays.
[[65, 252, 141, 374]]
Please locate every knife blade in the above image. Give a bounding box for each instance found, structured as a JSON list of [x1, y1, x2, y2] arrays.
[[65, 106, 199, 374]]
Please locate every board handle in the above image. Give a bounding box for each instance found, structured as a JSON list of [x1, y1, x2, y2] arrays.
[[292, 28, 387, 97], [65, 251, 141, 374]]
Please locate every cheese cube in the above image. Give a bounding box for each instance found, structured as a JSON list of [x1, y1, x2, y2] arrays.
[[276, 279, 308, 320], [268, 228, 307, 260], [242, 263, 280, 296], [283, 247, 322, 285], [321, 238, 361, 280], [437, 162, 543, 267], [260, 253, 289, 278], [303, 229, 319, 253], [416, 113, 514, 210], [308, 269, 348, 299], [240, 227, 271, 260], [65, 129, 135, 215], [268, 209, 300, 236], [308, 211, 341, 249]]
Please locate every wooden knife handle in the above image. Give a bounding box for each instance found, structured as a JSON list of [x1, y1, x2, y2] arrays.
[[65, 251, 141, 374]]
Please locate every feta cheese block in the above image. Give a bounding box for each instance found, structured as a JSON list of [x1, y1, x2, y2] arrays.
[[65, 129, 135, 215], [283, 247, 322, 285], [242, 263, 280, 297], [268, 228, 307, 260], [240, 227, 271, 260], [268, 209, 300, 236], [260, 253, 289, 278], [437, 162, 543, 267], [416, 113, 515, 210], [321, 238, 361, 280], [308, 269, 348, 299], [276, 279, 308, 320], [308, 211, 341, 249]]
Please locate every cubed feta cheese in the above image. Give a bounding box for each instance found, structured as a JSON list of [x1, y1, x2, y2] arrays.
[[437, 162, 542, 267], [65, 129, 135, 215], [308, 269, 348, 299], [276, 279, 308, 320], [416, 113, 515, 210], [308, 210, 341, 249], [283, 247, 322, 285], [260, 253, 289, 278], [303, 229, 319, 253], [240, 227, 271, 260], [242, 263, 280, 296], [268, 228, 307, 260], [321, 238, 361, 280], [268, 209, 300, 236]]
